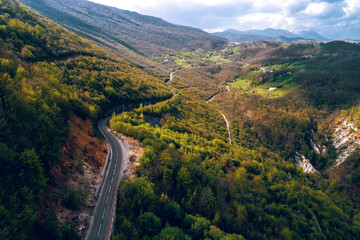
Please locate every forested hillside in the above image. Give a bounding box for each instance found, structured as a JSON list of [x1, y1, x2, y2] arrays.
[[0, 0, 170, 239], [110, 41, 360, 239], [18, 0, 226, 56], [2, 0, 360, 240], [110, 88, 360, 240]]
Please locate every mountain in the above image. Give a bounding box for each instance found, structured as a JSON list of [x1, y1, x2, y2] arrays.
[[213, 28, 328, 43], [213, 31, 303, 43], [296, 29, 328, 41], [18, 0, 226, 56], [228, 28, 298, 38]]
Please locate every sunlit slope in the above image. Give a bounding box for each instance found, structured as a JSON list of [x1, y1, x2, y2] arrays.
[[0, 1, 170, 239], [19, 0, 226, 56]]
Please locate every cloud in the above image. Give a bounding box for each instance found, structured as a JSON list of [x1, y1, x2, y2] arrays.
[[236, 13, 287, 29], [343, 0, 360, 16], [89, 0, 360, 39], [305, 2, 328, 15]]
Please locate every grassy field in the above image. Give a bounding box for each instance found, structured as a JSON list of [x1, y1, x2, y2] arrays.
[[231, 78, 252, 90], [156, 49, 232, 68], [231, 66, 301, 98]]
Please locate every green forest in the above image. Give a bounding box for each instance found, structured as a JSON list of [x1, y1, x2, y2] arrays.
[[0, 0, 170, 239], [110, 93, 360, 240], [110, 36, 360, 240], [1, 0, 360, 240]]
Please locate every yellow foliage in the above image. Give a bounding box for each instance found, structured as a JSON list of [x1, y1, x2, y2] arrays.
[[0, 24, 6, 32], [21, 45, 35, 59], [15, 66, 28, 81]]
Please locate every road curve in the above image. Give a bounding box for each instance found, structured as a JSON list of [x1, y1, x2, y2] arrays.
[[219, 110, 232, 145], [166, 70, 176, 85], [86, 117, 129, 240]]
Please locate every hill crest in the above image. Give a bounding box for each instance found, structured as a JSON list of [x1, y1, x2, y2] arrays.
[[18, 0, 226, 56], [214, 27, 328, 43]]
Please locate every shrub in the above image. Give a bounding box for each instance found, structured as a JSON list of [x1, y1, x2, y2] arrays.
[[62, 190, 83, 210]]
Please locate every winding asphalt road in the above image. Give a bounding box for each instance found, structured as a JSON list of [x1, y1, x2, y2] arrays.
[[87, 71, 176, 239], [86, 117, 128, 240]]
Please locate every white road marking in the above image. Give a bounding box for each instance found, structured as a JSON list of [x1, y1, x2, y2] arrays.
[[97, 224, 102, 237], [92, 119, 124, 239], [102, 208, 106, 220]]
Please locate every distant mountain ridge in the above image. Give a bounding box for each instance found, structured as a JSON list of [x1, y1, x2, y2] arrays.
[[213, 28, 328, 43], [18, 0, 226, 56]]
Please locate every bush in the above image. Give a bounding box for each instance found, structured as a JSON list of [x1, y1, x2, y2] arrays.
[[62, 190, 83, 210], [349, 171, 358, 183], [61, 225, 80, 240]]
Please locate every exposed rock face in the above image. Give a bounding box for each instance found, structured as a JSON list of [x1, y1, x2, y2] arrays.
[[332, 120, 360, 166], [309, 129, 327, 155], [295, 152, 318, 174], [39, 115, 107, 237]]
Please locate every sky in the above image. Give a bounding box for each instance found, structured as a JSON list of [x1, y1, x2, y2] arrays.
[[89, 0, 360, 40]]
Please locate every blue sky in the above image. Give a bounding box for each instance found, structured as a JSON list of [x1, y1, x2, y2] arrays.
[[90, 0, 360, 40]]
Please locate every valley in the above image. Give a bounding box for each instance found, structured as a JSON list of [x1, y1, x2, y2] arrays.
[[108, 41, 360, 239], [1, 0, 360, 240]]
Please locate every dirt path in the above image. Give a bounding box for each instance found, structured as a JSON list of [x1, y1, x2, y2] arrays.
[[206, 85, 232, 145], [219, 110, 232, 145], [206, 85, 230, 103], [206, 92, 220, 103], [166, 71, 176, 85]]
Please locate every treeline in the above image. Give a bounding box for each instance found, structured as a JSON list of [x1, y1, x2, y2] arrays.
[[296, 42, 360, 109], [0, 1, 170, 239], [110, 94, 360, 239]]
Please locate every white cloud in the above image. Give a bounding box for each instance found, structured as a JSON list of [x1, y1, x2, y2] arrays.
[[237, 12, 287, 29], [189, 0, 238, 6], [343, 0, 360, 16], [89, 0, 360, 39], [304, 2, 328, 15], [204, 27, 229, 33], [285, 17, 296, 26]]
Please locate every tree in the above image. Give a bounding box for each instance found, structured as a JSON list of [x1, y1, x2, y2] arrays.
[[155, 227, 191, 240], [118, 177, 156, 219], [0, 73, 14, 114], [186, 215, 211, 239], [17, 149, 47, 199], [136, 212, 162, 237], [349, 171, 358, 183], [61, 225, 80, 240], [34, 211, 62, 240]]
